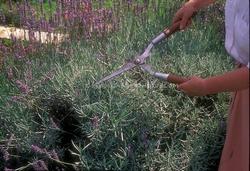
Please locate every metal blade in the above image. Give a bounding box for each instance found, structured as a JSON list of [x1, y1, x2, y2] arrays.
[[135, 43, 154, 63], [95, 62, 137, 85], [140, 64, 155, 76]]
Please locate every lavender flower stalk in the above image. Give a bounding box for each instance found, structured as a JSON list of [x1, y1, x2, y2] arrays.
[[6, 67, 14, 80], [15, 80, 30, 94], [31, 145, 45, 154], [32, 160, 48, 171]]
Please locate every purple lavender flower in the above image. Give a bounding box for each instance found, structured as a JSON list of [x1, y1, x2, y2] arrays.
[[6, 67, 14, 80], [32, 160, 48, 171], [127, 0, 132, 10], [11, 95, 23, 102], [13, 42, 27, 60], [127, 0, 132, 5], [15, 80, 30, 94], [49, 149, 59, 160], [91, 116, 99, 128], [4, 168, 14, 171], [31, 145, 45, 154], [107, 9, 113, 19], [0, 147, 10, 161], [14, 51, 23, 59]]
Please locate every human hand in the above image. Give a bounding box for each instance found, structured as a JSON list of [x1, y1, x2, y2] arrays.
[[173, 1, 198, 30], [177, 76, 208, 96]]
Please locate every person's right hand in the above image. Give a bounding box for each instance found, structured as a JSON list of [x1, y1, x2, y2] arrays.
[[173, 1, 198, 30]]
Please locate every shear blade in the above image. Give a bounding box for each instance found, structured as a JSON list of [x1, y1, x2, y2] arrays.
[[95, 62, 136, 85], [140, 64, 155, 76]]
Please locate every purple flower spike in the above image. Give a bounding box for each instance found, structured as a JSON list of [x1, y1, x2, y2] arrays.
[[31, 145, 45, 154], [15, 80, 30, 94], [50, 149, 59, 160], [4, 168, 14, 171], [91, 116, 99, 128], [0, 147, 10, 161], [32, 160, 48, 171], [6, 67, 14, 80], [11, 95, 23, 102]]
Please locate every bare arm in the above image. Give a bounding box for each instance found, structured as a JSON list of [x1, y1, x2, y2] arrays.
[[205, 67, 249, 94], [178, 67, 249, 96]]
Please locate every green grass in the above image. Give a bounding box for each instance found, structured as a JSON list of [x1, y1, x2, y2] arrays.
[[0, 1, 233, 170]]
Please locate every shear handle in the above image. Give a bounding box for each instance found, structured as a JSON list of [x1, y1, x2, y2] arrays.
[[167, 74, 189, 84], [163, 21, 181, 38], [154, 72, 188, 84], [152, 21, 181, 45]]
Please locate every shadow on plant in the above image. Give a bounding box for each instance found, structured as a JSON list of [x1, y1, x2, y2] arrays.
[[195, 94, 218, 113], [45, 95, 89, 170], [187, 119, 226, 171]]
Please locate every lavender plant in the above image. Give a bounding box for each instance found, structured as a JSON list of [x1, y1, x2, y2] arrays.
[[0, 0, 232, 170]]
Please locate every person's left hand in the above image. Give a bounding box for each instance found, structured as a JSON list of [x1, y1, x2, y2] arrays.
[[177, 76, 208, 96]]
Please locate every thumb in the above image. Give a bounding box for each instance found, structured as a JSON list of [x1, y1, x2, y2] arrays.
[[180, 15, 189, 30], [186, 19, 192, 28], [177, 76, 192, 90], [177, 81, 187, 90]]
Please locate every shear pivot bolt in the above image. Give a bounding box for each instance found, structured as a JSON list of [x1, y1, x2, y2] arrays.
[[135, 59, 141, 64]]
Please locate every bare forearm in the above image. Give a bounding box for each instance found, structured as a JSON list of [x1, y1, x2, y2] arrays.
[[205, 67, 249, 94]]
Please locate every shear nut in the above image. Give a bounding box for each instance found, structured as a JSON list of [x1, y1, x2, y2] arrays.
[[135, 59, 141, 64]]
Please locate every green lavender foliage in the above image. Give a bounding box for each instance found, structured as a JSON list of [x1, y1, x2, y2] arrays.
[[0, 0, 233, 170]]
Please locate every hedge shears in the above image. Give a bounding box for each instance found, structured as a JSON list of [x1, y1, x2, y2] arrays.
[[96, 21, 188, 85]]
